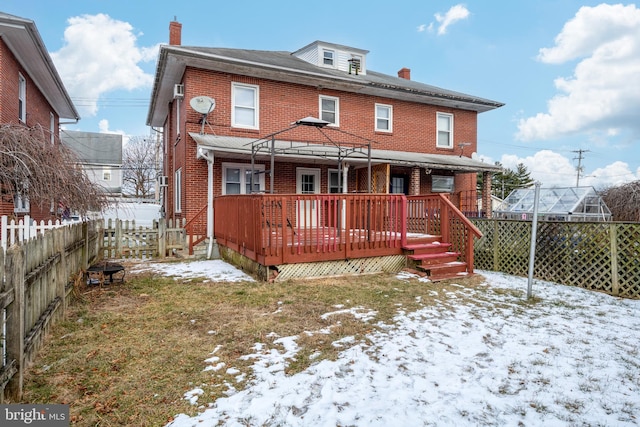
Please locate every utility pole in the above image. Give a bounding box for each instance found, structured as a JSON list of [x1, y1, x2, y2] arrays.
[[572, 149, 590, 187]]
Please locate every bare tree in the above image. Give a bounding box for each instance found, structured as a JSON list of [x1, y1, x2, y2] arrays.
[[601, 181, 640, 222], [122, 136, 158, 198], [0, 123, 107, 216]]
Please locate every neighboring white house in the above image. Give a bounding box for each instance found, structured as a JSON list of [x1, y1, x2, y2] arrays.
[[61, 130, 123, 196]]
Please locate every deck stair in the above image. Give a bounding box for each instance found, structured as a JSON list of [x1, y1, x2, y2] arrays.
[[403, 235, 469, 281]]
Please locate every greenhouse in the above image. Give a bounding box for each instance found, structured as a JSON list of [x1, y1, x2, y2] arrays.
[[494, 186, 612, 222]]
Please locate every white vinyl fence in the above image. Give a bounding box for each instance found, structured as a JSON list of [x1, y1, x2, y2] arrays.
[[0, 215, 70, 251]]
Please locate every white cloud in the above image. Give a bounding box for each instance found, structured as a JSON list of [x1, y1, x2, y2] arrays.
[[417, 24, 427, 33], [51, 14, 159, 117], [431, 4, 470, 35], [98, 119, 130, 146], [496, 150, 638, 189], [580, 161, 639, 189], [500, 150, 575, 188], [517, 4, 640, 141]]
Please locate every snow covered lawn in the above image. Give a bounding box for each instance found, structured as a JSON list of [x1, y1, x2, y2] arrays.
[[150, 262, 639, 426]]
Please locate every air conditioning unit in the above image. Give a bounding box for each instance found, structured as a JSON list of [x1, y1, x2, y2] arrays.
[[173, 84, 184, 99], [158, 176, 169, 187]]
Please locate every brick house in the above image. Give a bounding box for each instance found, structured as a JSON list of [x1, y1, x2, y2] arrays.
[[147, 20, 503, 279], [0, 12, 79, 220]]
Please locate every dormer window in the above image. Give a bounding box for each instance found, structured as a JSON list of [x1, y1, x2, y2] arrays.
[[322, 49, 335, 66], [292, 41, 368, 74]]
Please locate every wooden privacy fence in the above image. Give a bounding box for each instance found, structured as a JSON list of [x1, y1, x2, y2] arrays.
[[101, 218, 187, 259], [1, 221, 100, 402], [473, 219, 640, 299]]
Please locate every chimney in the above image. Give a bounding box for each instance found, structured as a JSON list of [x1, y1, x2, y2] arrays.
[[398, 67, 411, 80], [169, 19, 182, 46]]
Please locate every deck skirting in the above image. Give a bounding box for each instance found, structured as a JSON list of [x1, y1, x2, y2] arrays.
[[219, 245, 407, 282]]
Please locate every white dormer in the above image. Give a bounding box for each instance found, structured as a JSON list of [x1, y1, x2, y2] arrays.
[[293, 41, 369, 75]]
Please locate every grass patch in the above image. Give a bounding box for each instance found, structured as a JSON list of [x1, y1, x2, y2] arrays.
[[19, 261, 485, 426]]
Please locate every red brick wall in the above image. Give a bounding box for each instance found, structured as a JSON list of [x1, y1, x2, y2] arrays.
[[164, 67, 481, 221], [0, 39, 61, 221]]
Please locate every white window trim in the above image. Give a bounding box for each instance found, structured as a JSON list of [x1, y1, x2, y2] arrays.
[[102, 167, 112, 181], [432, 175, 455, 193], [319, 95, 339, 127], [222, 162, 265, 195], [14, 194, 29, 214], [18, 73, 26, 123], [174, 168, 182, 213], [231, 82, 259, 130], [14, 181, 29, 213], [50, 112, 55, 144], [436, 112, 454, 149], [375, 103, 393, 132], [322, 49, 335, 67]]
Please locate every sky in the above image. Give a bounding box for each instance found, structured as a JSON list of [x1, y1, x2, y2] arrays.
[[128, 260, 640, 426], [3, 1, 640, 190]]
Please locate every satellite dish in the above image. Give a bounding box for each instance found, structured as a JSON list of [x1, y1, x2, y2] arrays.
[[190, 96, 216, 114]]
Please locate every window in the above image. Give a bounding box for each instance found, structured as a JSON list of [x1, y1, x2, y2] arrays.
[[103, 168, 112, 181], [319, 95, 339, 126], [432, 175, 454, 193], [50, 112, 55, 144], [322, 49, 334, 66], [222, 163, 264, 195], [328, 169, 342, 193], [232, 83, 259, 129], [174, 168, 182, 213], [390, 176, 407, 194], [14, 182, 29, 213], [437, 113, 453, 148], [375, 104, 392, 132], [18, 73, 26, 123]]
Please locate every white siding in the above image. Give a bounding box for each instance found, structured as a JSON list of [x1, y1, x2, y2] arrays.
[[293, 41, 367, 75]]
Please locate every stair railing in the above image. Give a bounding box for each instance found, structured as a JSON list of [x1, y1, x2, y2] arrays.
[[406, 194, 482, 273]]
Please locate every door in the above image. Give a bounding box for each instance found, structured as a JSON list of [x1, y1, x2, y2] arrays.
[[296, 168, 321, 227]]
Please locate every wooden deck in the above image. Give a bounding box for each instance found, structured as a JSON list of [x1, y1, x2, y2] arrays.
[[213, 193, 482, 277]]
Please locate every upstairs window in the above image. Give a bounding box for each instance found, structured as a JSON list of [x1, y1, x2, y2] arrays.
[[375, 104, 392, 132], [437, 112, 453, 148], [103, 168, 112, 181], [232, 83, 259, 129], [50, 112, 55, 144], [18, 73, 26, 123], [319, 95, 339, 126], [322, 49, 335, 66]]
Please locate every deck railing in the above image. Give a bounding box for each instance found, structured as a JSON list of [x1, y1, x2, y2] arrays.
[[215, 193, 407, 265], [407, 194, 482, 272], [185, 204, 208, 255], [215, 193, 480, 271]]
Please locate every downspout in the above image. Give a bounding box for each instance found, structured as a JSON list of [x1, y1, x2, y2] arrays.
[[197, 146, 218, 259], [207, 159, 219, 259]]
